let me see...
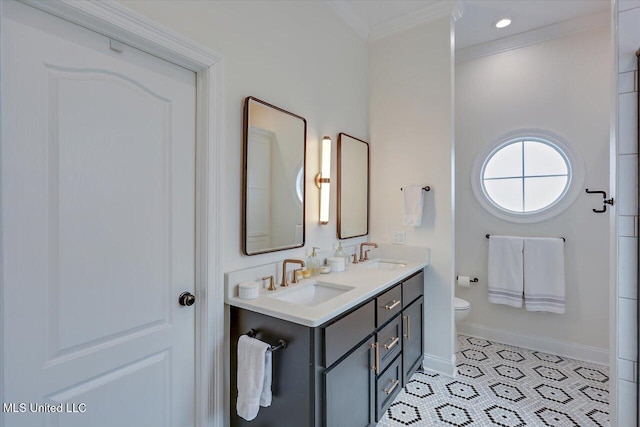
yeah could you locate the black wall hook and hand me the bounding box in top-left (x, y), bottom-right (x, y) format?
top-left (585, 189), bottom-right (614, 213)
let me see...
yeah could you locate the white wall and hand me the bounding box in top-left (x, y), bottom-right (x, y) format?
top-left (455, 27), bottom-right (611, 361)
top-left (369, 18), bottom-right (456, 375)
top-left (119, 0), bottom-right (369, 274)
top-left (615, 1), bottom-right (640, 424)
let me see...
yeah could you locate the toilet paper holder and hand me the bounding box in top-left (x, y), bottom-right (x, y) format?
top-left (457, 276), bottom-right (478, 283)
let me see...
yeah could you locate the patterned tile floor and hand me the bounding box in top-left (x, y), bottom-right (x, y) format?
top-left (377, 335), bottom-right (609, 426)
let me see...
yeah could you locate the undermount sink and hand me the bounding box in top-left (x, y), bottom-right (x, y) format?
top-left (361, 259), bottom-right (407, 270)
top-left (269, 282), bottom-right (354, 307)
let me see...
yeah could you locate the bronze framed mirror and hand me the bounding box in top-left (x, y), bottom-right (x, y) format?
top-left (242, 97), bottom-right (306, 255)
top-left (337, 133), bottom-right (369, 239)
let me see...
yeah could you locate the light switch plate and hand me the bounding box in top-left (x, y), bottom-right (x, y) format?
top-left (393, 231), bottom-right (406, 245)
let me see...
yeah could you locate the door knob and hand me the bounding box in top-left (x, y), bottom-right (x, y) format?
top-left (178, 292), bottom-right (195, 307)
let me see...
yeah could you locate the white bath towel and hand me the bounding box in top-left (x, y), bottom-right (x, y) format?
top-left (488, 236), bottom-right (524, 308)
top-left (236, 335), bottom-right (272, 421)
top-left (524, 238), bottom-right (565, 314)
top-left (403, 186), bottom-right (424, 226)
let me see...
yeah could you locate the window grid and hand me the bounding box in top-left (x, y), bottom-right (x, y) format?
top-left (484, 174), bottom-right (568, 181)
top-left (521, 139), bottom-right (525, 212)
top-left (482, 139), bottom-right (569, 213)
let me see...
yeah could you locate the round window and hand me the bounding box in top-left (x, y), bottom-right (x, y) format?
top-left (295, 165), bottom-right (304, 205)
top-left (471, 130), bottom-right (583, 223)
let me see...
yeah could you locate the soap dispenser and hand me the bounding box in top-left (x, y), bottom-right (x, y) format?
top-left (334, 242), bottom-right (347, 264)
top-left (308, 247), bottom-right (320, 276)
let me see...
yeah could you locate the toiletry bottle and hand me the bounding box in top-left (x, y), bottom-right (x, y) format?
top-left (308, 247), bottom-right (320, 276)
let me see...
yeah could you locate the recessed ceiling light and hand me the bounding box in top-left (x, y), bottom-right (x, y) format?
top-left (495, 18), bottom-right (512, 29)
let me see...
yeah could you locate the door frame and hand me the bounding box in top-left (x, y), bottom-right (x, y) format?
top-left (0, 1), bottom-right (224, 426)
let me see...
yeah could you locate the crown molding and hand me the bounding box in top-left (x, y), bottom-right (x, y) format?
top-left (456, 11), bottom-right (609, 63)
top-left (369, 1), bottom-right (465, 42)
top-left (325, 0), bottom-right (369, 40)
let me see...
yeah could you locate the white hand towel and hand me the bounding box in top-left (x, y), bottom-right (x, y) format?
top-left (488, 236), bottom-right (524, 308)
top-left (236, 335), bottom-right (271, 421)
top-left (403, 186), bottom-right (424, 226)
top-left (260, 350), bottom-right (272, 407)
top-left (524, 238), bottom-right (565, 314)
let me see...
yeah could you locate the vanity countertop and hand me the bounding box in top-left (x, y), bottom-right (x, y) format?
top-left (225, 257), bottom-right (428, 327)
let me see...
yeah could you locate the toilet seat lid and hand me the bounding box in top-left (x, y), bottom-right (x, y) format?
top-left (454, 297), bottom-right (470, 310)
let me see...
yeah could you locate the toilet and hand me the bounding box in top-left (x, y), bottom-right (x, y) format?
top-left (454, 297), bottom-right (471, 351)
top-left (455, 297), bottom-right (471, 322)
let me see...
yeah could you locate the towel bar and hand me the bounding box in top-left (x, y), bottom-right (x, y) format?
top-left (401, 186), bottom-right (430, 192)
top-left (245, 329), bottom-right (287, 352)
top-left (485, 234), bottom-right (566, 242)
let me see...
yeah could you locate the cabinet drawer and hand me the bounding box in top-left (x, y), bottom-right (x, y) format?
top-left (376, 284), bottom-right (402, 327)
top-left (376, 356), bottom-right (402, 421)
top-left (324, 300), bottom-right (375, 367)
top-left (376, 315), bottom-right (402, 373)
top-left (402, 270), bottom-right (424, 307)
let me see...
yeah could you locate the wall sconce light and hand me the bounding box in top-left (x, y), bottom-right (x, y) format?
top-left (315, 136), bottom-right (332, 225)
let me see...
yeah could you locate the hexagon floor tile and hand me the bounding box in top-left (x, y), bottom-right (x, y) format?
top-left (376, 335), bottom-right (609, 426)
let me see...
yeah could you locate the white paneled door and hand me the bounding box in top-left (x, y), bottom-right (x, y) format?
top-left (2, 2), bottom-right (196, 426)
top-left (246, 127), bottom-right (274, 253)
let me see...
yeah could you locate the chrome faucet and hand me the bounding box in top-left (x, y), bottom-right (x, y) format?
top-left (281, 259), bottom-right (305, 287)
top-left (359, 242), bottom-right (378, 262)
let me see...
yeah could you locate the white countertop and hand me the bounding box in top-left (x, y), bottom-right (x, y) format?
top-left (225, 257), bottom-right (428, 327)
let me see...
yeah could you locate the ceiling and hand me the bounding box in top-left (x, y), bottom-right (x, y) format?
top-left (329, 0), bottom-right (610, 49)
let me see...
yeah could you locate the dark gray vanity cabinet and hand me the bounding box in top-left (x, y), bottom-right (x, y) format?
top-left (402, 296), bottom-right (424, 384)
top-left (230, 308), bottom-right (314, 427)
top-left (324, 337), bottom-right (375, 427)
top-left (401, 270), bottom-right (424, 385)
top-left (229, 269), bottom-right (424, 427)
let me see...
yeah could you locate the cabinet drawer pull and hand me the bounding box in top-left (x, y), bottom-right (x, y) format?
top-left (383, 336), bottom-right (400, 350)
top-left (404, 315), bottom-right (410, 340)
top-left (371, 342), bottom-right (380, 374)
top-left (385, 300), bottom-right (400, 310)
top-left (383, 379), bottom-right (400, 395)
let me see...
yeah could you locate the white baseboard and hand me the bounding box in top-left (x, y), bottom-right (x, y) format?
top-left (422, 352), bottom-right (457, 377)
top-left (458, 322), bottom-right (609, 365)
